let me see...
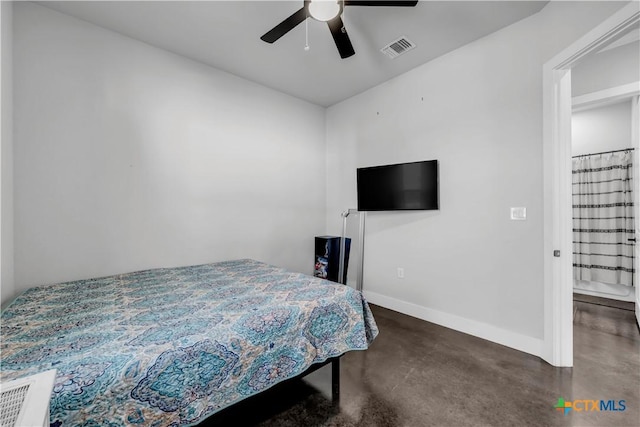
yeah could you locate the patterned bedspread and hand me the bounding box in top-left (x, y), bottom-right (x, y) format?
top-left (0, 259), bottom-right (378, 426)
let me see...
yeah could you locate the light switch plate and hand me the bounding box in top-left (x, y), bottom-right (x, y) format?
top-left (510, 207), bottom-right (526, 220)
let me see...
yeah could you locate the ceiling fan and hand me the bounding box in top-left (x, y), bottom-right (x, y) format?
top-left (260, 0), bottom-right (419, 59)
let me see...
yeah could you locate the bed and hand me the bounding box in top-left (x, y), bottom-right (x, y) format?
top-left (0, 259), bottom-right (378, 426)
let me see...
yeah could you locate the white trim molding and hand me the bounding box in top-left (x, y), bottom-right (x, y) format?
top-left (542, 3), bottom-right (640, 367)
top-left (572, 81), bottom-right (640, 112)
top-left (364, 291), bottom-right (544, 358)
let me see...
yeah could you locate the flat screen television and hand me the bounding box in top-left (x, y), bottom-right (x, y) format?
top-left (357, 160), bottom-right (439, 211)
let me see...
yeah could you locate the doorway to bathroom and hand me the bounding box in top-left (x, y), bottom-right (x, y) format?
top-left (570, 62), bottom-right (639, 344)
top-left (542, 3), bottom-right (639, 367)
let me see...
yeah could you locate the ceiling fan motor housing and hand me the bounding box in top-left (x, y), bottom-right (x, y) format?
top-left (307, 0), bottom-right (344, 22)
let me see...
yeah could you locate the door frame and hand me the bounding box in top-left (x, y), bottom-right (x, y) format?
top-left (542, 3), bottom-right (640, 367)
top-left (572, 82), bottom-right (640, 112)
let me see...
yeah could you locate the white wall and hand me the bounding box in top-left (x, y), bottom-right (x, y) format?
top-left (1, 0), bottom-right (14, 307)
top-left (572, 101), bottom-right (633, 156)
top-left (572, 41), bottom-right (640, 97)
top-left (13, 2), bottom-right (326, 293)
top-left (325, 1), bottom-right (626, 353)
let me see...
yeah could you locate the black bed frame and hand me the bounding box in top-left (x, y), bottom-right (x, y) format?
top-left (297, 355), bottom-right (341, 403)
top-left (202, 356), bottom-right (341, 424)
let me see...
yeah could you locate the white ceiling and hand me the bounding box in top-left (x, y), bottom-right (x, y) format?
top-left (37, 1), bottom-right (548, 107)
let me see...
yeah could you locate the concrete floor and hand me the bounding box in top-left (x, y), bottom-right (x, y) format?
top-left (204, 300), bottom-right (640, 426)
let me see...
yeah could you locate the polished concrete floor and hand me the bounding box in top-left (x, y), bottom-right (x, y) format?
top-left (203, 300), bottom-right (640, 426)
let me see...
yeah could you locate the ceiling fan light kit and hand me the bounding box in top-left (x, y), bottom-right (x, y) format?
top-left (308, 0), bottom-right (343, 22)
top-left (260, 0), bottom-right (419, 59)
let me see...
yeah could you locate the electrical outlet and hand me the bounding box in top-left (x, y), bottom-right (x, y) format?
top-left (397, 268), bottom-right (404, 279)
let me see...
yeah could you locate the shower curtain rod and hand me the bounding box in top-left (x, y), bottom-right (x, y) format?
top-left (572, 148), bottom-right (635, 158)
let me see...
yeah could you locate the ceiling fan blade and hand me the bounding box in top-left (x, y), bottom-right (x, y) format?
top-left (260, 7), bottom-right (307, 43)
top-left (344, 0), bottom-right (418, 7)
top-left (327, 16), bottom-right (355, 59)
top-left (344, 1), bottom-right (418, 6)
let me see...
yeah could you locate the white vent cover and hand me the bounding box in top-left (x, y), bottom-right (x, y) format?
top-left (380, 36), bottom-right (416, 59)
top-left (0, 370), bottom-right (56, 427)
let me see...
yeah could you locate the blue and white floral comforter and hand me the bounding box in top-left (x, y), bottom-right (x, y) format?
top-left (0, 259), bottom-right (378, 426)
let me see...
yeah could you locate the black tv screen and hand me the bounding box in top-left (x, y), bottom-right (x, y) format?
top-left (357, 160), bottom-right (439, 211)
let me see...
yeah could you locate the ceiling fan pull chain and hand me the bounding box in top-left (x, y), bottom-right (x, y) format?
top-left (304, 16), bottom-right (310, 51)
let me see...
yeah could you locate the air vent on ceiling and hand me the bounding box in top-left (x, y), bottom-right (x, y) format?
top-left (380, 36), bottom-right (416, 59)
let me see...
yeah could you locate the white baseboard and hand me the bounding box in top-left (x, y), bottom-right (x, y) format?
top-left (363, 290), bottom-right (543, 358)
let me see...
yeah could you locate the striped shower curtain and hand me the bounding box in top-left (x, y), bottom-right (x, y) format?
top-left (572, 151), bottom-right (635, 287)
